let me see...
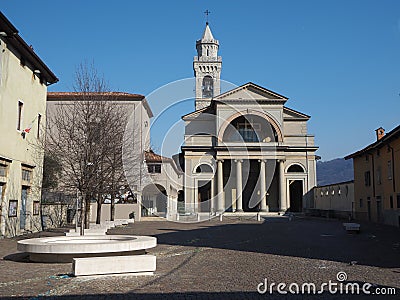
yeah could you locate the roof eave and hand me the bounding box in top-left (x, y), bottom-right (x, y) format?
top-left (0, 12), bottom-right (58, 85)
top-left (345, 124), bottom-right (400, 159)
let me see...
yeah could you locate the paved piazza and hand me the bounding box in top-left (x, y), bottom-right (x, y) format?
top-left (0, 216), bottom-right (399, 299)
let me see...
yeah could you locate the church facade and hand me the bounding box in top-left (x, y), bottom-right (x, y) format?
top-left (181, 23), bottom-right (318, 216)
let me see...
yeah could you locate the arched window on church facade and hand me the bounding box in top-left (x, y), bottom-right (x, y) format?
top-left (202, 76), bottom-right (213, 98)
top-left (287, 164), bottom-right (305, 173)
top-left (223, 114), bottom-right (278, 143)
top-left (195, 164), bottom-right (213, 173)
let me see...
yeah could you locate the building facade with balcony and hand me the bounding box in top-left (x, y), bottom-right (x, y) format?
top-left (181, 23), bottom-right (318, 216)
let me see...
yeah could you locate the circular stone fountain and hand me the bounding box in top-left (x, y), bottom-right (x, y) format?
top-left (17, 235), bottom-right (157, 263)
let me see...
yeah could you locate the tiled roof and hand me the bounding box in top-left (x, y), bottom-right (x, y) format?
top-left (47, 92), bottom-right (144, 100)
top-left (145, 150), bottom-right (172, 163)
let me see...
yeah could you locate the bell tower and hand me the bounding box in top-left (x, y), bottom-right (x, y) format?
top-left (193, 22), bottom-right (222, 110)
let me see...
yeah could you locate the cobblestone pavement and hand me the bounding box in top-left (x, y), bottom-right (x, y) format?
top-left (0, 215), bottom-right (399, 299)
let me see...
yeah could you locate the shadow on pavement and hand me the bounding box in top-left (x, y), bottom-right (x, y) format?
top-left (124, 217), bottom-right (400, 269)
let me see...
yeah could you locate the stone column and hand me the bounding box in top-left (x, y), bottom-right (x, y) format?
top-left (217, 160), bottom-right (224, 213)
top-left (235, 159), bottom-right (243, 212)
top-left (279, 159), bottom-right (287, 212)
top-left (210, 177), bottom-right (215, 214)
top-left (259, 159), bottom-right (268, 212)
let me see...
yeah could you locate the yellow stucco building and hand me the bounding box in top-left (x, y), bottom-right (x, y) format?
top-left (0, 12), bottom-right (58, 237)
top-left (346, 126), bottom-right (400, 227)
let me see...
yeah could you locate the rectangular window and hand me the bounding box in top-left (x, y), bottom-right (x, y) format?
top-left (397, 194), bottom-right (400, 209)
top-left (22, 169), bottom-right (32, 182)
top-left (8, 200), bottom-right (17, 217)
top-left (0, 164), bottom-right (6, 177)
top-left (17, 101), bottom-right (23, 131)
top-left (364, 171), bottom-right (371, 186)
top-left (37, 114), bottom-right (42, 139)
top-left (359, 198), bottom-right (363, 208)
top-left (390, 195), bottom-right (394, 209)
top-left (147, 164), bottom-right (161, 173)
top-left (377, 167), bottom-right (381, 185)
top-left (237, 122), bottom-right (261, 142)
top-left (388, 160), bottom-right (392, 180)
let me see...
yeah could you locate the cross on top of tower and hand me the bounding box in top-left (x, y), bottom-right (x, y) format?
top-left (204, 10), bottom-right (211, 24)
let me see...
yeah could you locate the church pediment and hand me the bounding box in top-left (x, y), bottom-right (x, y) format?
top-left (283, 107), bottom-right (310, 120)
top-left (214, 82), bottom-right (288, 103)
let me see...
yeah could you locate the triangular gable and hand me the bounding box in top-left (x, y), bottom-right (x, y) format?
top-left (214, 82), bottom-right (288, 102)
top-left (283, 107), bottom-right (310, 120)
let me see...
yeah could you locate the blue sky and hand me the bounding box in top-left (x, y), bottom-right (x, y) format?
top-left (2, 1), bottom-right (400, 161)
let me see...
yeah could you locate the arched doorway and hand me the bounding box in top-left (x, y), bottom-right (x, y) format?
top-left (142, 183), bottom-right (167, 217)
top-left (289, 180), bottom-right (303, 212)
top-left (287, 164), bottom-right (305, 212)
top-left (177, 190), bottom-right (184, 213)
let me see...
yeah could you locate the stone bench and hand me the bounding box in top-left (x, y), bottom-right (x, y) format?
top-left (343, 223), bottom-right (360, 233)
top-left (73, 254), bottom-right (156, 276)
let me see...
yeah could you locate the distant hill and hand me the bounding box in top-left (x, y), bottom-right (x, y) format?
top-left (316, 158), bottom-right (354, 186)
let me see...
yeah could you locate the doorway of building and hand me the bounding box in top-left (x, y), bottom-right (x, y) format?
top-left (289, 180), bottom-right (303, 212)
top-left (243, 160), bottom-right (260, 212)
top-left (177, 190), bottom-right (185, 213)
top-left (367, 200), bottom-right (371, 221)
top-left (376, 198), bottom-right (382, 223)
top-left (198, 180), bottom-right (211, 212)
top-left (20, 187), bottom-right (28, 230)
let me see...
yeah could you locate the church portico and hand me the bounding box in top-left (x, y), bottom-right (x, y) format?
top-left (184, 154), bottom-right (313, 215)
top-left (211, 157), bottom-right (286, 213)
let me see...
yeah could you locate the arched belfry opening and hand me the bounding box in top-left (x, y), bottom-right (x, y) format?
top-left (202, 76), bottom-right (213, 98)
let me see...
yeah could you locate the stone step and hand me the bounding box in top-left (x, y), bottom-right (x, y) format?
top-left (73, 255), bottom-right (156, 276)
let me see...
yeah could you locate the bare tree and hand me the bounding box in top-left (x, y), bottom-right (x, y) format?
top-left (46, 62), bottom-right (130, 234)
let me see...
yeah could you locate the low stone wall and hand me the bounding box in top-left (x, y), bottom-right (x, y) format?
top-left (305, 182), bottom-right (354, 220)
top-left (305, 208), bottom-right (352, 220)
top-left (89, 203), bottom-right (139, 223)
top-left (41, 203), bottom-right (75, 229)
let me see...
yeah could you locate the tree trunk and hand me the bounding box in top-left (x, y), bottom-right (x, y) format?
top-left (80, 192), bottom-right (86, 235)
top-left (85, 193), bottom-right (91, 229)
top-left (110, 192), bottom-right (116, 221)
top-left (96, 193), bottom-right (102, 224)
